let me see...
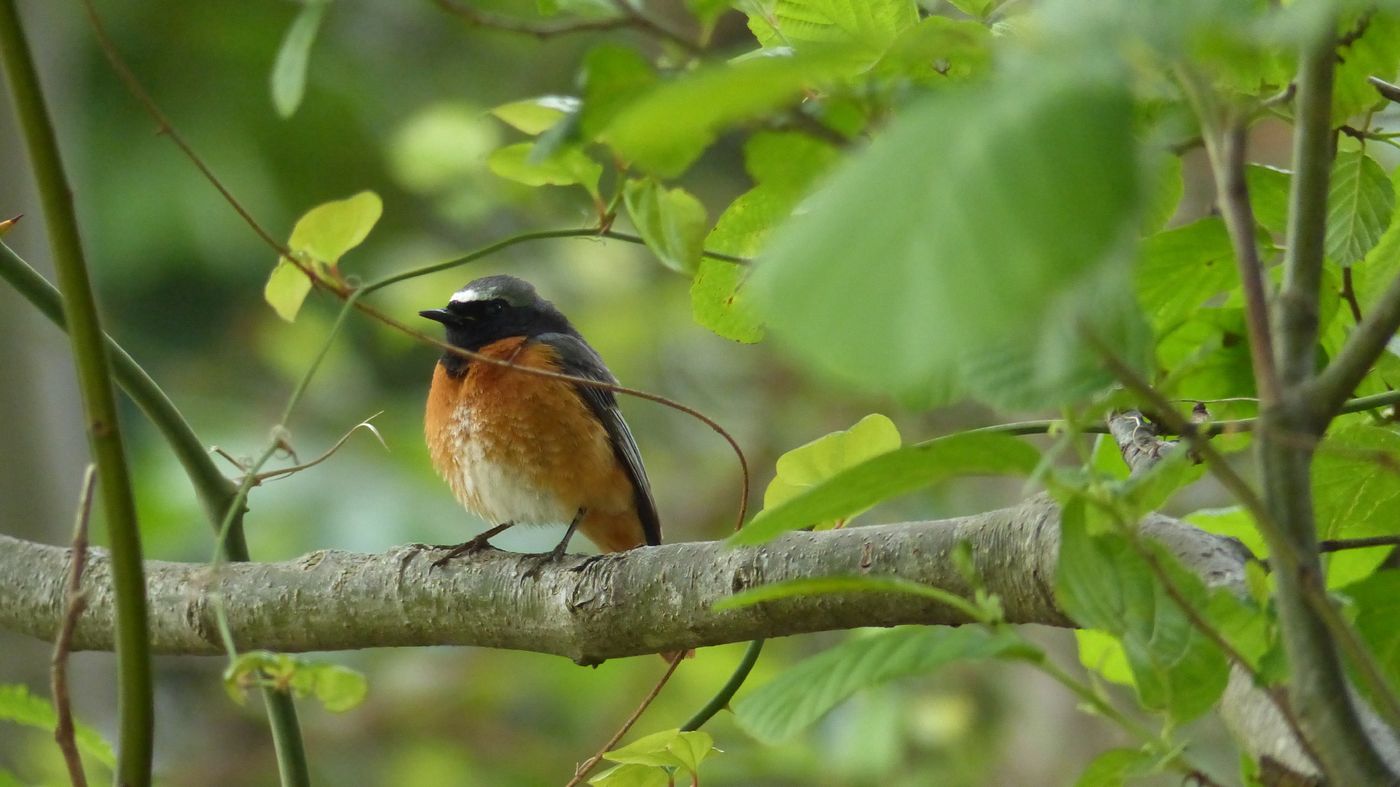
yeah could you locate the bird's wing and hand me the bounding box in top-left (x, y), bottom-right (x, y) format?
top-left (535, 332), bottom-right (662, 546)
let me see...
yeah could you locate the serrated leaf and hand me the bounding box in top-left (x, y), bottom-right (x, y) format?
top-left (1075, 747), bottom-right (1159, 787)
top-left (754, 58), bottom-right (1146, 408)
top-left (578, 45), bottom-right (658, 138)
top-left (265, 258), bottom-right (315, 322)
top-left (490, 95), bottom-right (581, 135)
top-left (270, 1), bottom-right (327, 119)
top-left (693, 132), bottom-right (838, 343)
top-left (730, 432), bottom-right (1040, 545)
top-left (1136, 217), bottom-right (1239, 335)
top-left (1057, 500), bottom-right (1228, 722)
top-left (1313, 423), bottom-right (1400, 587)
top-left (763, 413), bottom-right (900, 527)
top-left (746, 0), bottom-right (920, 72)
top-left (734, 626), bottom-right (1033, 743)
top-left (1333, 13), bottom-right (1400, 121)
top-left (1326, 150), bottom-right (1395, 265)
top-left (223, 651), bottom-right (368, 712)
top-left (623, 178), bottom-right (708, 274)
top-left (873, 16), bottom-right (991, 83)
top-left (0, 684), bottom-right (115, 768)
top-left (589, 763), bottom-right (670, 787)
top-left (288, 191), bottom-right (383, 267)
top-left (487, 142), bottom-right (602, 197)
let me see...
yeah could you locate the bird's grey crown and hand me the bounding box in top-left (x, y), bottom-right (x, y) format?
top-left (449, 274), bottom-right (540, 308)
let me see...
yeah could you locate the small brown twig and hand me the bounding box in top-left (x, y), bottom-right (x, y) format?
top-left (52, 464), bottom-right (97, 787)
top-left (1342, 266), bottom-right (1366, 325)
top-left (1318, 534), bottom-right (1400, 553)
top-left (564, 651), bottom-right (686, 787)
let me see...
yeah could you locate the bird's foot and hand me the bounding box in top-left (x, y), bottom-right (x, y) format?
top-left (428, 522), bottom-right (515, 571)
top-left (520, 540), bottom-right (571, 580)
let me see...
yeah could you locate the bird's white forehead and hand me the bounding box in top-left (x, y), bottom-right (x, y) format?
top-left (449, 287), bottom-right (491, 304)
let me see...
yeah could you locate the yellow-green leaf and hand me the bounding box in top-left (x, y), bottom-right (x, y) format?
top-left (264, 258), bottom-right (314, 322)
top-left (490, 95), bottom-right (581, 135)
top-left (288, 190), bottom-right (383, 267)
top-left (623, 178), bottom-right (708, 274)
top-left (487, 142), bottom-right (602, 198)
top-left (763, 413), bottom-right (901, 528)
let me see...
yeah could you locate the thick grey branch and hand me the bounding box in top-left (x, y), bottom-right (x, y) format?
top-left (5, 498), bottom-right (1236, 661)
top-left (6, 496), bottom-right (1395, 781)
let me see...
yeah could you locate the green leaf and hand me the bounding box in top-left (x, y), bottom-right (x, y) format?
top-left (308, 663), bottom-right (369, 712)
top-left (1056, 500), bottom-right (1229, 722)
top-left (715, 575), bottom-right (984, 621)
top-left (1075, 629), bottom-right (1136, 687)
top-left (577, 45), bottom-right (658, 138)
top-left (287, 190), bottom-right (383, 267)
top-left (622, 178), bottom-right (709, 274)
top-left (270, 1), bottom-right (327, 119)
top-left (1140, 153), bottom-right (1183, 235)
top-left (589, 763), bottom-right (670, 787)
top-left (487, 142), bottom-right (602, 197)
top-left (763, 413), bottom-right (901, 527)
top-left (693, 132), bottom-right (838, 343)
top-left (1343, 571), bottom-right (1400, 697)
top-left (733, 626), bottom-right (1034, 743)
top-left (1136, 218), bottom-right (1239, 335)
top-left (224, 652), bottom-right (368, 713)
top-left (730, 432), bottom-right (1040, 545)
top-left (490, 95), bottom-right (581, 135)
top-left (0, 684), bottom-right (115, 768)
top-left (1075, 747), bottom-right (1159, 787)
top-left (1326, 149), bottom-right (1395, 265)
top-left (264, 258), bottom-right (314, 323)
top-left (946, 0), bottom-right (996, 18)
top-left (1313, 423), bottom-right (1400, 587)
top-left (603, 729), bottom-right (716, 775)
top-left (873, 16), bottom-right (991, 83)
top-left (1245, 164), bottom-right (1290, 239)
top-left (599, 52), bottom-right (848, 177)
top-left (746, 0), bottom-right (920, 71)
top-left (1333, 13), bottom-right (1400, 121)
top-left (1186, 506), bottom-right (1266, 562)
top-left (754, 58), bottom-right (1145, 408)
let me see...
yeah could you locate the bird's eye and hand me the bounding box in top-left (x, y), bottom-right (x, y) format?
top-left (483, 300), bottom-right (505, 317)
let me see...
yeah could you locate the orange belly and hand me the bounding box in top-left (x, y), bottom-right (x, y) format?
top-left (424, 337), bottom-right (647, 552)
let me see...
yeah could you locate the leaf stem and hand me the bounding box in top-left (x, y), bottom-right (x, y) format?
top-left (681, 640), bottom-right (764, 732)
top-left (0, 4), bottom-right (154, 782)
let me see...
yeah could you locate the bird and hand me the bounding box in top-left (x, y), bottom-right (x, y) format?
top-left (419, 274), bottom-right (661, 568)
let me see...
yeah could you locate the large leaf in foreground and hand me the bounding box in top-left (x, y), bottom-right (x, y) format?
top-left (754, 57), bottom-right (1143, 407)
top-left (733, 626), bottom-right (1033, 743)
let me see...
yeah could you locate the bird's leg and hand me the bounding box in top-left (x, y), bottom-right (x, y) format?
top-left (429, 521), bottom-right (516, 570)
top-left (522, 508), bottom-right (586, 579)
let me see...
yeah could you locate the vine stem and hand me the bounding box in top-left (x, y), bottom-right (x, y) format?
top-left (564, 652), bottom-right (686, 787)
top-left (0, 3), bottom-right (154, 783)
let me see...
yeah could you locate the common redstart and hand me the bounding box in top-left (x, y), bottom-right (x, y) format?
top-left (420, 275), bottom-right (661, 565)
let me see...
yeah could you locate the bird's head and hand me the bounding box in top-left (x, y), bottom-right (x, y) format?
top-left (419, 275), bottom-right (573, 364)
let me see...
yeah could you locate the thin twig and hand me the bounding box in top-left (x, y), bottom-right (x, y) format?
top-left (564, 652), bottom-right (686, 787)
top-left (1341, 266), bottom-right (1365, 325)
top-left (1318, 534), bottom-right (1400, 553)
top-left (52, 465), bottom-right (97, 787)
top-left (1370, 75), bottom-right (1400, 104)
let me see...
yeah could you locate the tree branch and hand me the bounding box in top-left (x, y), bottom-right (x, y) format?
top-left (1308, 267), bottom-right (1400, 420)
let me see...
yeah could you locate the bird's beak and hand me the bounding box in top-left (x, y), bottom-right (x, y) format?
top-left (418, 308), bottom-right (453, 324)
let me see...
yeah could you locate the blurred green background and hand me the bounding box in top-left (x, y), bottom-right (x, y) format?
top-left (0, 1), bottom-right (1235, 784)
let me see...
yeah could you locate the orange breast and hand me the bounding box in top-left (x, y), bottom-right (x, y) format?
top-left (424, 337), bottom-right (648, 552)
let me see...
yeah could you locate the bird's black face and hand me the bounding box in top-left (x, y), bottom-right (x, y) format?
top-left (420, 275), bottom-right (573, 376)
